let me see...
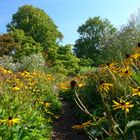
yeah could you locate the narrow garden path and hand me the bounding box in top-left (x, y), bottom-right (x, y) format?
top-left (52, 97), bottom-right (89, 140)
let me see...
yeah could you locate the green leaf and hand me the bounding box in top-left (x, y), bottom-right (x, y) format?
top-left (132, 73), bottom-right (140, 84)
top-left (126, 120), bottom-right (140, 131)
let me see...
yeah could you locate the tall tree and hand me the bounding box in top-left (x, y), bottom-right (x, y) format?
top-left (74, 16), bottom-right (116, 66)
top-left (7, 5), bottom-right (63, 50)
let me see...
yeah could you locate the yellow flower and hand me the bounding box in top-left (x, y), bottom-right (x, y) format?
top-left (46, 74), bottom-right (54, 81)
top-left (31, 71), bottom-right (38, 76)
top-left (47, 118), bottom-right (53, 123)
top-left (118, 67), bottom-right (132, 77)
top-left (40, 101), bottom-right (51, 108)
top-left (106, 62), bottom-right (118, 73)
top-left (4, 69), bottom-right (12, 74)
top-left (12, 86), bottom-right (20, 91)
top-left (28, 81), bottom-right (35, 87)
top-left (126, 53), bottom-right (140, 60)
top-left (72, 120), bottom-right (92, 130)
top-left (124, 53), bottom-right (140, 66)
top-left (58, 82), bottom-right (70, 90)
top-left (45, 109), bottom-right (53, 115)
top-left (97, 81), bottom-right (113, 93)
top-left (21, 71), bottom-right (29, 76)
top-left (99, 62), bottom-right (118, 74)
top-left (113, 99), bottom-right (134, 113)
top-left (54, 115), bottom-right (60, 119)
top-left (0, 116), bottom-right (20, 127)
top-left (131, 87), bottom-right (140, 96)
top-left (77, 83), bottom-right (86, 88)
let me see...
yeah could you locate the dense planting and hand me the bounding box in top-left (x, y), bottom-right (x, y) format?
top-left (0, 67), bottom-right (61, 139)
top-left (60, 46), bottom-right (140, 139)
top-left (1, 4), bottom-right (140, 140)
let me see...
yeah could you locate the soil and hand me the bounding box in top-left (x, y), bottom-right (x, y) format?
top-left (51, 97), bottom-right (89, 140)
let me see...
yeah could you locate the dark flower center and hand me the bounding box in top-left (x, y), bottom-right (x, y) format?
top-left (70, 80), bottom-right (77, 87)
top-left (125, 70), bottom-right (129, 74)
top-left (100, 81), bottom-right (105, 84)
top-left (121, 102), bottom-right (125, 106)
top-left (8, 116), bottom-right (13, 120)
top-left (107, 63), bottom-right (110, 66)
top-left (138, 42), bottom-right (140, 47)
top-left (125, 54), bottom-right (130, 58)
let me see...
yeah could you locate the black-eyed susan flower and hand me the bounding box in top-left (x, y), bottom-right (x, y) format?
top-left (0, 116), bottom-right (20, 127)
top-left (124, 53), bottom-right (140, 65)
top-left (106, 62), bottom-right (118, 72)
top-left (72, 120), bottom-right (92, 130)
top-left (113, 99), bottom-right (134, 113)
top-left (131, 87), bottom-right (140, 96)
top-left (5, 69), bottom-right (12, 74)
top-left (118, 66), bottom-right (132, 77)
top-left (97, 81), bottom-right (113, 93)
top-left (28, 81), bottom-right (35, 87)
top-left (40, 101), bottom-right (51, 108)
top-left (12, 85), bottom-right (20, 91)
top-left (99, 62), bottom-right (117, 74)
top-left (126, 53), bottom-right (140, 60)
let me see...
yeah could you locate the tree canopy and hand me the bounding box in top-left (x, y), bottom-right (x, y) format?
top-left (74, 16), bottom-right (116, 66)
top-left (7, 5), bottom-right (63, 50)
top-left (99, 13), bottom-right (140, 64)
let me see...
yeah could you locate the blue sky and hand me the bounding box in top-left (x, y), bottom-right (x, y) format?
top-left (0, 0), bottom-right (140, 45)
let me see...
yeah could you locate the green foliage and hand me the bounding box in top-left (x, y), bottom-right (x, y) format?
top-left (0, 67), bottom-right (61, 139)
top-left (74, 16), bottom-right (116, 66)
top-left (78, 66), bottom-right (96, 74)
top-left (11, 29), bottom-right (43, 58)
top-left (49, 44), bottom-right (80, 75)
top-left (7, 5), bottom-right (63, 50)
top-left (79, 57), bottom-right (93, 67)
